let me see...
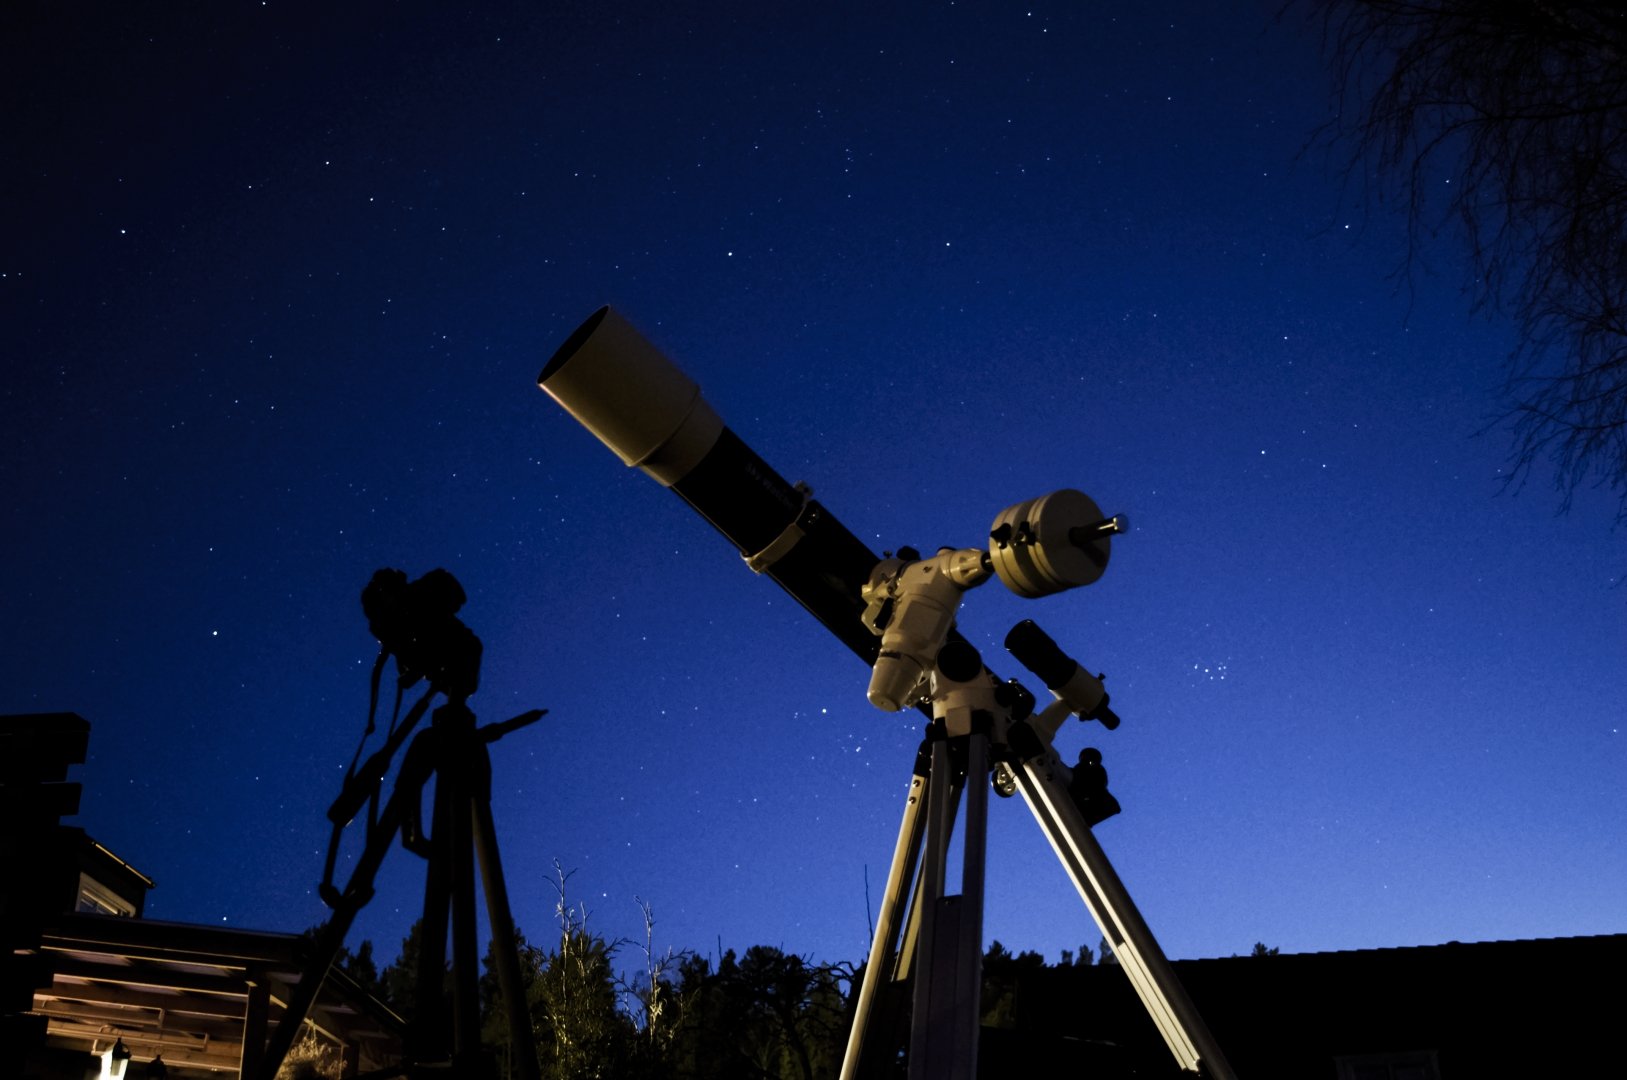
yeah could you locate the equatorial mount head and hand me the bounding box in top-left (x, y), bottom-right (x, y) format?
top-left (860, 489), bottom-right (1125, 715)
top-left (861, 547), bottom-right (991, 711)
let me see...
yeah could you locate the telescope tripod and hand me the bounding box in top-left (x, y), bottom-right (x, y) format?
top-left (256, 699), bottom-right (544, 1080)
top-left (841, 709), bottom-right (1234, 1080)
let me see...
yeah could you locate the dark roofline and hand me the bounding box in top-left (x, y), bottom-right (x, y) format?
top-left (85, 836), bottom-right (155, 888)
top-left (43, 911), bottom-right (319, 967)
top-left (1174, 931), bottom-right (1627, 966)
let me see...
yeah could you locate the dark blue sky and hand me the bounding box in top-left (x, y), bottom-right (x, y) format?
top-left (5, 1), bottom-right (1622, 974)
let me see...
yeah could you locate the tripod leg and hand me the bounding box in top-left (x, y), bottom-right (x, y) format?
top-left (472, 790), bottom-right (543, 1080)
top-left (255, 784), bottom-right (412, 1080)
top-left (897, 751), bottom-right (967, 985)
top-left (252, 895), bottom-right (357, 1080)
top-left (449, 779), bottom-right (482, 1071)
top-left (908, 733), bottom-right (986, 1080)
top-left (840, 743), bottom-right (932, 1080)
top-left (1015, 754), bottom-right (1235, 1080)
top-left (951, 732), bottom-right (988, 1067)
top-left (411, 772), bottom-right (456, 1067)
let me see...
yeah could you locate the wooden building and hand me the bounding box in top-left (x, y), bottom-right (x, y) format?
top-left (3, 713), bottom-right (400, 1079)
top-left (25, 910), bottom-right (403, 1079)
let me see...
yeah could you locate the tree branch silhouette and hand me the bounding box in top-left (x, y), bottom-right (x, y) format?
top-left (1312, 0), bottom-right (1627, 520)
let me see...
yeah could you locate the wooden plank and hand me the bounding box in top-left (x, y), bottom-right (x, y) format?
top-left (33, 996), bottom-right (245, 1041)
top-left (241, 977), bottom-right (270, 1079)
top-left (48, 955), bottom-right (247, 996)
top-left (39, 980), bottom-right (250, 1018)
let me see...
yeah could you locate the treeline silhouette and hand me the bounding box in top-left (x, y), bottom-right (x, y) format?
top-left (327, 931), bottom-right (1109, 1080)
top-left (310, 871), bottom-right (1117, 1080)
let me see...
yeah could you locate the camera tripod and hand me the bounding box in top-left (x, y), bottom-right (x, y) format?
top-left (255, 569), bottom-right (544, 1080)
top-left (257, 696), bottom-right (544, 1080)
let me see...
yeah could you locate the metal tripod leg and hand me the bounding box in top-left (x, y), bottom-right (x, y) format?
top-left (1014, 752), bottom-right (1236, 1080)
top-left (449, 768), bottom-right (483, 1072)
top-left (909, 731), bottom-right (988, 1080)
top-left (411, 765), bottom-right (456, 1066)
top-left (841, 744), bottom-right (930, 1080)
top-left (841, 729), bottom-right (991, 1080)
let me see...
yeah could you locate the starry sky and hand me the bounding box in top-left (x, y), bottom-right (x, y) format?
top-left (4, 1), bottom-right (1623, 976)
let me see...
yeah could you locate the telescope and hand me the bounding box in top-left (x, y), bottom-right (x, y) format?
top-left (539, 307), bottom-right (1233, 1080)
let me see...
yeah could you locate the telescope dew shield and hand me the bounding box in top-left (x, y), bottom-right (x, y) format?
top-left (540, 306), bottom-right (885, 665)
top-left (539, 307), bottom-right (724, 486)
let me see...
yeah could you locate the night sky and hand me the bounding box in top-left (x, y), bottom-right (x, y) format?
top-left (5, 1), bottom-right (1623, 979)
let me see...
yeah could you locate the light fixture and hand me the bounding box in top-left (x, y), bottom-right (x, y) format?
top-left (99, 1037), bottom-right (133, 1080)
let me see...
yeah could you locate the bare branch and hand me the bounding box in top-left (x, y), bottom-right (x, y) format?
top-left (1307, 0), bottom-right (1627, 522)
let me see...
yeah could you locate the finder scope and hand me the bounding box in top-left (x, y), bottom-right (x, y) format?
top-left (1006, 619), bottom-right (1119, 729)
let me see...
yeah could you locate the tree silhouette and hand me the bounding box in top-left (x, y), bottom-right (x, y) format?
top-left (478, 927), bottom-right (548, 1080)
top-left (621, 896), bottom-right (690, 1071)
top-left (372, 919), bottom-right (433, 1014)
top-left (980, 941), bottom-right (1049, 1030)
top-left (1056, 942), bottom-right (1096, 969)
top-left (1314, 0), bottom-right (1627, 519)
top-left (334, 938), bottom-right (384, 1000)
top-left (668, 947), bottom-right (848, 1080)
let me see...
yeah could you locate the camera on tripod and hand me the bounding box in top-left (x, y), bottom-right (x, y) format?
top-left (360, 567), bottom-right (482, 701)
